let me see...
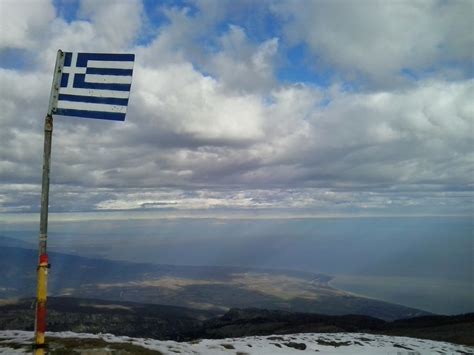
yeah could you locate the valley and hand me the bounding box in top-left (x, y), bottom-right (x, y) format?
top-left (0, 239), bottom-right (428, 321)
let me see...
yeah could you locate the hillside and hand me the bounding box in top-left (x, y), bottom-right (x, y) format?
top-left (0, 297), bottom-right (472, 345)
top-left (0, 243), bottom-right (429, 321)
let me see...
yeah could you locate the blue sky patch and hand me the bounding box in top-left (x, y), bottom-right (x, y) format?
top-left (53, 0), bottom-right (80, 23)
top-left (277, 44), bottom-right (334, 87)
top-left (0, 48), bottom-right (33, 71)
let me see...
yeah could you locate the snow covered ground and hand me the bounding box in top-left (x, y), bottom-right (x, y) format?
top-left (0, 330), bottom-right (472, 354)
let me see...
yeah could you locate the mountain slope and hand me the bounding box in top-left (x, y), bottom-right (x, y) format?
top-left (0, 298), bottom-right (472, 345)
top-left (0, 245), bottom-right (429, 321)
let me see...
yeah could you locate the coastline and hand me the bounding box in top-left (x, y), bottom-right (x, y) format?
top-left (329, 274), bottom-right (473, 316)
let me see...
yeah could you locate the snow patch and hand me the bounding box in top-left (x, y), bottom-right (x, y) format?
top-left (0, 330), bottom-right (472, 354)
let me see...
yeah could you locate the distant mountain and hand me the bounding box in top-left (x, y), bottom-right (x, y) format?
top-left (0, 235), bottom-right (35, 249)
top-left (0, 245), bottom-right (429, 321)
top-left (200, 308), bottom-right (474, 346)
top-left (0, 298), bottom-right (472, 346)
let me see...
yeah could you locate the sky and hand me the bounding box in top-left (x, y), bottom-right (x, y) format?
top-left (0, 0), bottom-right (473, 218)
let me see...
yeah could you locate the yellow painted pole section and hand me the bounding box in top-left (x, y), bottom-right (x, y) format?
top-left (34, 254), bottom-right (49, 354)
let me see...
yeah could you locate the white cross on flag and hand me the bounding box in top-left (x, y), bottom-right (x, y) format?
top-left (51, 52), bottom-right (135, 121)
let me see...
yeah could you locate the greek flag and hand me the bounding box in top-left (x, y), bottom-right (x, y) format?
top-left (54, 52), bottom-right (135, 121)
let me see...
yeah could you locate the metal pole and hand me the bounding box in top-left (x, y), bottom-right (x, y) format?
top-left (34, 115), bottom-right (53, 354)
top-left (34, 50), bottom-right (63, 354)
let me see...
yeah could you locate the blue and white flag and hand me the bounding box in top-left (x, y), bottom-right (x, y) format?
top-left (53, 52), bottom-right (135, 121)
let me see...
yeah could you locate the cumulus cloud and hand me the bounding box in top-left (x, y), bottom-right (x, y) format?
top-left (0, 0), bottom-right (472, 216)
top-left (0, 0), bottom-right (55, 49)
top-left (130, 62), bottom-right (265, 143)
top-left (79, 0), bottom-right (144, 49)
top-left (272, 0), bottom-right (474, 88)
top-left (206, 25), bottom-right (279, 93)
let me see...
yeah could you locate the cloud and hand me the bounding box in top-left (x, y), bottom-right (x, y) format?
top-left (79, 0), bottom-right (144, 49)
top-left (206, 25), bottom-right (279, 93)
top-left (0, 0), bottom-right (472, 216)
top-left (272, 0), bottom-right (473, 88)
top-left (304, 81), bottom-right (473, 185)
top-left (0, 0), bottom-right (55, 49)
top-left (130, 61), bottom-right (265, 143)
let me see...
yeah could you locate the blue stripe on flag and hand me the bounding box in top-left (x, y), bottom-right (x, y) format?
top-left (76, 53), bottom-right (135, 67)
top-left (64, 52), bottom-right (72, 67)
top-left (58, 94), bottom-right (129, 106)
top-left (55, 108), bottom-right (126, 121)
top-left (73, 74), bottom-right (131, 91)
top-left (85, 67), bottom-right (133, 76)
top-left (60, 73), bottom-right (69, 88)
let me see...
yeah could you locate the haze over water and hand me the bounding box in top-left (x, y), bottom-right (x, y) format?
top-left (1, 214), bottom-right (471, 315)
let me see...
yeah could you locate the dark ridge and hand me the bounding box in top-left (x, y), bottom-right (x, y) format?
top-left (0, 297), bottom-right (472, 345)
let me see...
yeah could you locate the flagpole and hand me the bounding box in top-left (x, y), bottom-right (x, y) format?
top-left (34, 50), bottom-right (64, 354)
top-left (32, 49), bottom-right (133, 352)
top-left (34, 114), bottom-right (52, 354)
